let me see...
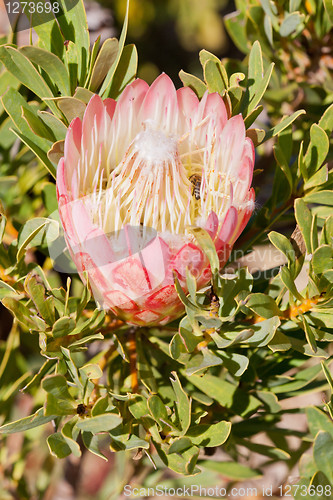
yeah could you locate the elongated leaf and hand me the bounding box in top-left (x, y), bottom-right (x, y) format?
top-left (57, 0), bottom-right (90, 84)
top-left (304, 124), bottom-right (329, 177)
top-left (89, 38), bottom-right (119, 92)
top-left (107, 44), bottom-right (138, 99)
top-left (186, 421), bottom-right (231, 447)
top-left (199, 460), bottom-right (261, 479)
top-left (264, 110), bottom-right (306, 141)
top-left (170, 372), bottom-right (191, 436)
top-left (99, 0), bottom-right (129, 96)
top-left (294, 198), bottom-right (312, 254)
top-left (0, 46), bottom-right (58, 115)
top-left (19, 46), bottom-right (70, 95)
top-left (179, 70), bottom-right (207, 99)
top-left (0, 408), bottom-right (56, 435)
top-left (246, 293), bottom-right (282, 319)
top-left (280, 12), bottom-right (305, 37)
top-left (76, 414), bottom-right (122, 433)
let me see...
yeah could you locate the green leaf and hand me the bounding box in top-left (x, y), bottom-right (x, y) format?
top-left (304, 124), bottom-right (329, 177)
top-left (188, 227), bottom-right (219, 276)
top-left (168, 437), bottom-right (193, 454)
top-left (82, 431), bottom-right (107, 461)
top-left (21, 104), bottom-right (56, 142)
top-left (224, 11), bottom-right (248, 53)
top-left (2, 297), bottom-right (39, 330)
top-left (30, 10), bottom-right (64, 59)
top-left (238, 439), bottom-right (290, 460)
top-left (24, 274), bottom-right (55, 327)
top-left (47, 432), bottom-right (72, 459)
top-left (188, 373), bottom-right (261, 417)
top-left (246, 128), bottom-right (266, 147)
top-left (76, 414), bottom-right (122, 433)
top-left (199, 49), bottom-right (228, 89)
top-left (107, 44), bottom-right (138, 99)
top-left (256, 391), bottom-right (281, 413)
top-left (52, 96), bottom-right (86, 123)
top-left (186, 421), bottom-right (231, 447)
top-left (304, 191), bottom-right (333, 206)
top-left (57, 0), bottom-right (90, 84)
top-left (203, 60), bottom-right (225, 94)
top-left (312, 246), bottom-right (333, 275)
top-left (280, 12), bottom-right (305, 37)
top-left (17, 218), bottom-right (58, 261)
top-left (0, 46), bottom-right (58, 115)
top-left (199, 460), bottom-right (261, 480)
top-left (155, 441), bottom-right (200, 475)
top-left (323, 0), bottom-right (333, 24)
top-left (42, 374), bottom-right (76, 416)
top-left (89, 38), bottom-right (119, 92)
top-left (273, 143), bottom-right (293, 192)
top-left (246, 293), bottom-right (282, 319)
top-left (248, 61), bottom-right (274, 113)
top-left (244, 317), bottom-right (281, 347)
top-left (306, 407), bottom-right (333, 439)
top-left (280, 266), bottom-right (304, 301)
top-left (313, 431), bottom-right (333, 482)
top-left (295, 198), bottom-right (312, 254)
top-left (52, 316), bottom-right (76, 338)
top-left (1, 89), bottom-right (55, 177)
top-left (304, 165), bottom-right (328, 190)
top-left (319, 103), bottom-right (333, 136)
top-left (321, 361), bottom-right (333, 392)
top-left (136, 334), bottom-right (157, 393)
top-left (264, 14), bottom-right (273, 46)
top-left (147, 395), bottom-right (170, 429)
top-left (38, 112), bottom-right (67, 142)
top-left (264, 110), bottom-right (306, 141)
top-left (268, 231), bottom-right (295, 264)
top-left (218, 351), bottom-right (249, 377)
top-left (11, 128), bottom-right (56, 178)
top-left (99, 0), bottom-right (129, 96)
top-left (0, 408), bottom-right (56, 435)
top-left (301, 316), bottom-right (317, 354)
top-left (179, 70), bottom-right (207, 99)
top-left (270, 363), bottom-right (324, 394)
top-left (170, 372), bottom-right (191, 436)
top-left (19, 46), bottom-right (70, 95)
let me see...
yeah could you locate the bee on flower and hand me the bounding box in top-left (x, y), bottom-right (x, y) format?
top-left (56, 74), bottom-right (255, 326)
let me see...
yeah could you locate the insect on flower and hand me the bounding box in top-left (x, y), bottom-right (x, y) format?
top-left (56, 74), bottom-right (255, 326)
top-left (189, 174), bottom-right (202, 200)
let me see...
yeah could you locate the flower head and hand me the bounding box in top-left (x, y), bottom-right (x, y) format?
top-left (57, 74), bottom-right (255, 326)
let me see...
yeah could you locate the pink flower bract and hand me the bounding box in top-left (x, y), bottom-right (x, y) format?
top-left (56, 74), bottom-right (255, 326)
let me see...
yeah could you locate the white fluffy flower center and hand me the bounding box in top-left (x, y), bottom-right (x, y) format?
top-left (133, 126), bottom-right (177, 164)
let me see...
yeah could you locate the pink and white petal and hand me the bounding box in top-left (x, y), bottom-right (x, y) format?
top-left (146, 284), bottom-right (180, 312)
top-left (204, 211), bottom-right (219, 240)
top-left (81, 95), bottom-right (105, 154)
top-left (112, 256), bottom-right (152, 297)
top-left (200, 92), bottom-right (228, 133)
top-left (56, 158), bottom-right (70, 202)
top-left (217, 114), bottom-right (246, 176)
top-left (232, 188), bottom-right (255, 243)
top-left (133, 310), bottom-right (161, 324)
top-left (103, 97), bottom-right (117, 121)
top-left (139, 236), bottom-right (171, 290)
top-left (64, 117), bottom-right (82, 174)
top-left (105, 290), bottom-right (139, 311)
top-left (140, 73), bottom-right (178, 134)
top-left (215, 206), bottom-right (238, 250)
top-left (176, 86), bottom-right (199, 125)
top-left (170, 243), bottom-right (204, 279)
top-left (107, 79), bottom-right (149, 164)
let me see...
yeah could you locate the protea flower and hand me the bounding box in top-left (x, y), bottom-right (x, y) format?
top-left (56, 74), bottom-right (255, 326)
